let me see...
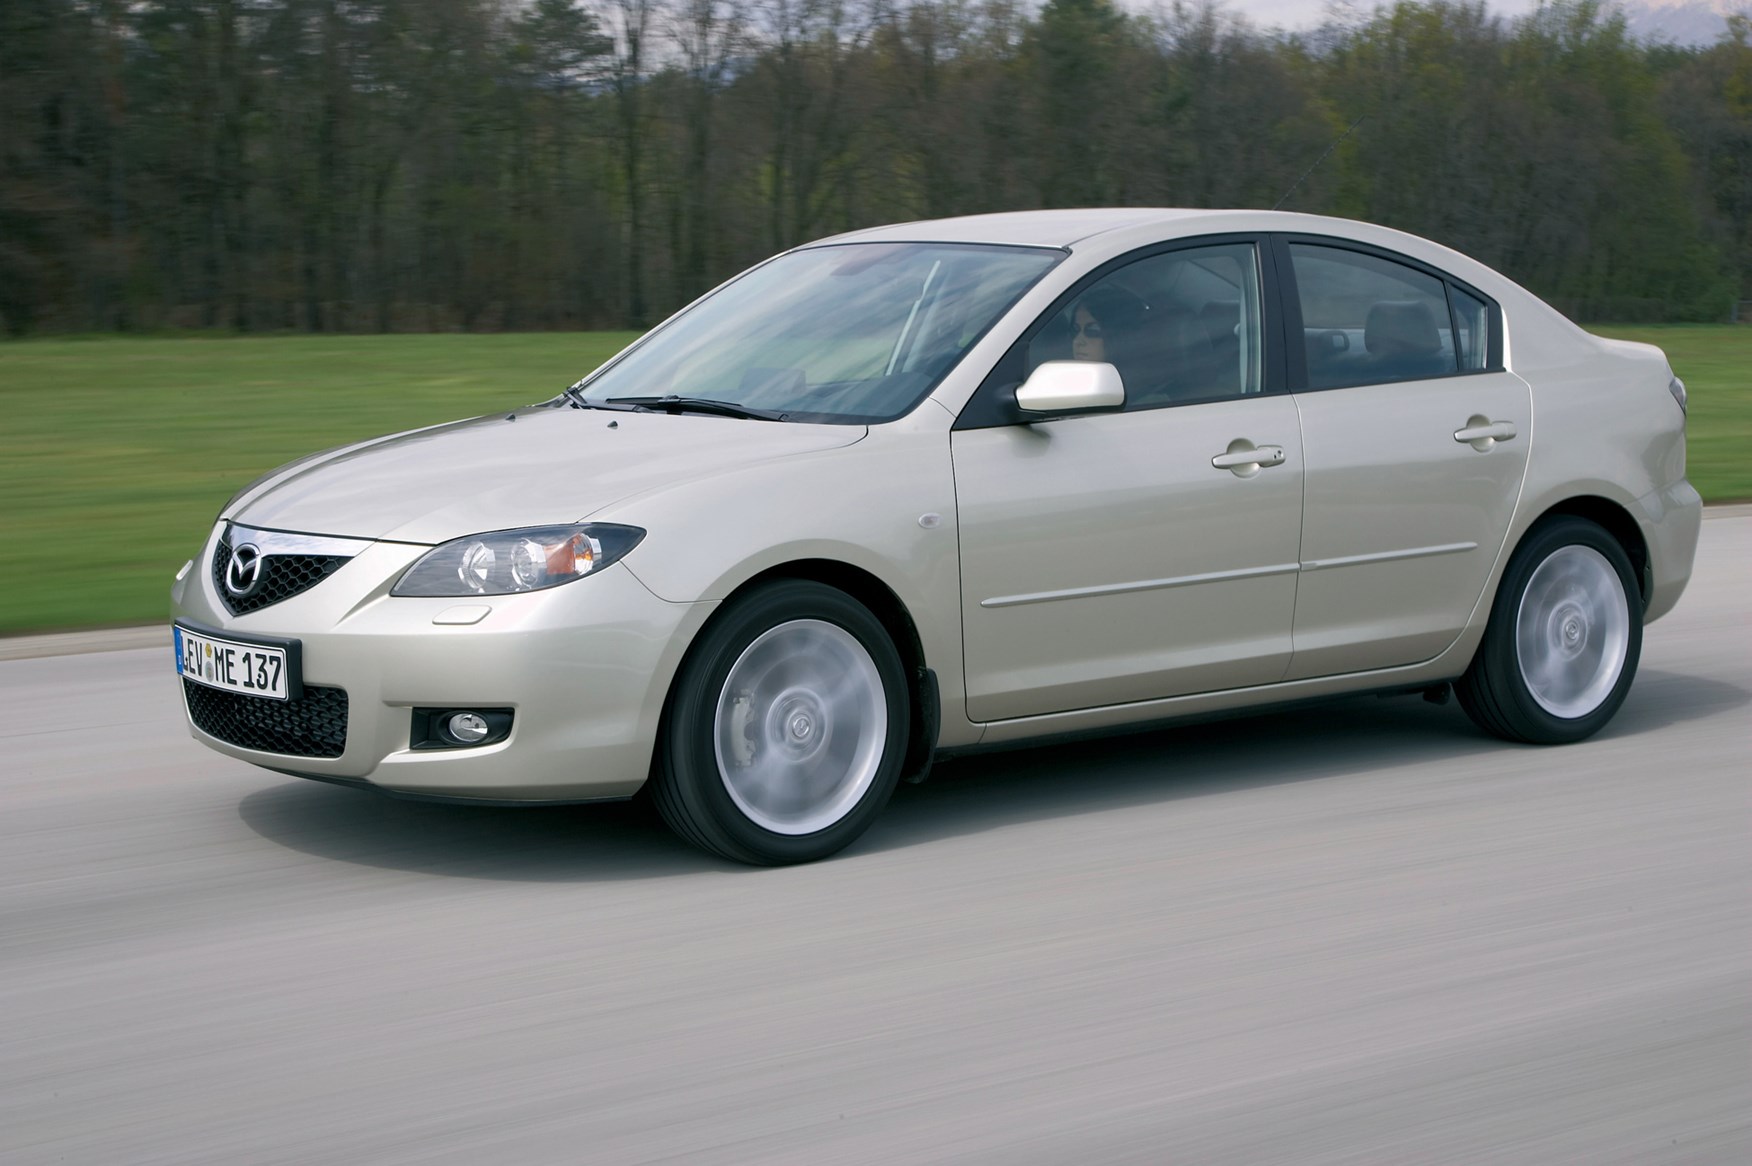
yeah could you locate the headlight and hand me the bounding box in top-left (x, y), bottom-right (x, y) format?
top-left (392, 524), bottom-right (646, 597)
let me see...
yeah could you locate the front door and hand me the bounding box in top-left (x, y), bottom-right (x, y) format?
top-left (952, 240), bottom-right (1306, 723)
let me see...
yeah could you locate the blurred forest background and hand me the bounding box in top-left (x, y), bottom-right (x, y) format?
top-left (3, 0), bottom-right (1748, 336)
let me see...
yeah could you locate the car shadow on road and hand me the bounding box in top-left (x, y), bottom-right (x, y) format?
top-left (236, 668), bottom-right (1746, 881)
top-left (1596, 667), bottom-right (1749, 738)
top-left (866, 668), bottom-right (1747, 855)
top-left (237, 783), bottom-right (711, 881)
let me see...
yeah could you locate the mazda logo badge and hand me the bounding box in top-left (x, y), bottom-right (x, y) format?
top-left (225, 544), bottom-right (264, 596)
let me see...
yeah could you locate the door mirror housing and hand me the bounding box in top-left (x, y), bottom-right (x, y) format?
top-left (1013, 361), bottom-right (1126, 418)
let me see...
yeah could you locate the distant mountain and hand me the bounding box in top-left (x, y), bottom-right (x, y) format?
top-left (1218, 1), bottom-right (1745, 44)
top-left (1617, 0), bottom-right (1747, 44)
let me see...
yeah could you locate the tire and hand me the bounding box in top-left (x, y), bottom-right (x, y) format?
top-left (1457, 517), bottom-right (1643, 744)
top-left (652, 580), bottom-right (909, 865)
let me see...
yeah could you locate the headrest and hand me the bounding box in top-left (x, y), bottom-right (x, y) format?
top-left (1199, 300), bottom-right (1240, 340)
top-left (1364, 300), bottom-right (1439, 355)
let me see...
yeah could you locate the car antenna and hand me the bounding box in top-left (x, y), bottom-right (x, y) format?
top-left (1272, 115), bottom-right (1364, 212)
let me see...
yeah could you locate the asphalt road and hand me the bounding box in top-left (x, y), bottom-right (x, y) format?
top-left (3, 518), bottom-right (1748, 1165)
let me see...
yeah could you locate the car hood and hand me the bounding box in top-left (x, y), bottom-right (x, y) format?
top-left (229, 407), bottom-right (867, 544)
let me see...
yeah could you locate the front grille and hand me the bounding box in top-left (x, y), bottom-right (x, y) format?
top-left (212, 534), bottom-right (348, 615)
top-left (184, 679), bottom-right (349, 758)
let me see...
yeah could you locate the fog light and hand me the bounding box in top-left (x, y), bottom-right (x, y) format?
top-left (411, 707), bottom-right (513, 750)
top-left (446, 712), bottom-right (491, 743)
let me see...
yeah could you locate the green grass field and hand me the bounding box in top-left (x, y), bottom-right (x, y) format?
top-left (0, 333), bottom-right (637, 634)
top-left (1, 325), bottom-right (1745, 635)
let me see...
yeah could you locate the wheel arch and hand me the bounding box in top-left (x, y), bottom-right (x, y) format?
top-left (1523, 495), bottom-right (1651, 605)
top-left (663, 558), bottom-right (939, 781)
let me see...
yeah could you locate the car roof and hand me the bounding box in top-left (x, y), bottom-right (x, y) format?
top-left (806, 208), bottom-right (1601, 372)
top-left (811, 208), bottom-right (1390, 251)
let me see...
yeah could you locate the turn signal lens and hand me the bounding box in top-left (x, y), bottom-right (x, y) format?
top-left (1668, 375), bottom-right (1687, 414)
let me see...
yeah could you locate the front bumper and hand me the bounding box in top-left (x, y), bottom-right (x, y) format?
top-left (172, 524), bottom-right (712, 801)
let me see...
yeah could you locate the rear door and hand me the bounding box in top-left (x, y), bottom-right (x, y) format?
top-left (1275, 237), bottom-right (1529, 680)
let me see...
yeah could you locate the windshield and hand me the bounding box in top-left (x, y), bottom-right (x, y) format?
top-left (574, 243), bottom-right (1063, 423)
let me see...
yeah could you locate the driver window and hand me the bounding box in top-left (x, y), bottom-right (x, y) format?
top-left (1028, 242), bottom-right (1263, 409)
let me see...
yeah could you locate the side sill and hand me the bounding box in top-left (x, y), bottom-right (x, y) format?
top-left (935, 679), bottom-right (1465, 761)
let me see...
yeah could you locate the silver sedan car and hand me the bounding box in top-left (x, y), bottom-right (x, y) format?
top-left (171, 209), bottom-right (1702, 864)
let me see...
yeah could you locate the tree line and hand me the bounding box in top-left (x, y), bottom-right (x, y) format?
top-left (2, 0), bottom-right (1747, 335)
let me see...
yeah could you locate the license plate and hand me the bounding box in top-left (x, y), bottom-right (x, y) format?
top-left (175, 625), bottom-right (293, 701)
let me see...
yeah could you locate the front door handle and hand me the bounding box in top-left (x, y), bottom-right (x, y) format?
top-left (1212, 443), bottom-right (1286, 475)
top-left (1454, 417), bottom-right (1517, 451)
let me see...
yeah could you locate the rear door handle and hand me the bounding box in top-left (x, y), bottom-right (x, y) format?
top-left (1454, 419), bottom-right (1517, 450)
top-left (1211, 444), bottom-right (1286, 472)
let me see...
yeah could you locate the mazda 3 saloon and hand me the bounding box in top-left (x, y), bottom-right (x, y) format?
top-left (171, 209), bottom-right (1702, 864)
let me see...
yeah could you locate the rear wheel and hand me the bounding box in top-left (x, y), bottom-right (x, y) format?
top-left (1457, 517), bottom-right (1642, 744)
top-left (653, 580), bottom-right (908, 865)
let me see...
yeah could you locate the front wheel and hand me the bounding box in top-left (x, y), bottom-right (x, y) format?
top-left (1457, 517), bottom-right (1642, 744)
top-left (652, 580), bottom-right (909, 865)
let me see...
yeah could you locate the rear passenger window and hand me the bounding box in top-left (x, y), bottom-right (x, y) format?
top-left (1289, 244), bottom-right (1458, 389)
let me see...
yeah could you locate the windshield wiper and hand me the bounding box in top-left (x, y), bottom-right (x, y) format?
top-left (559, 384), bottom-right (650, 412)
top-left (605, 395), bottom-right (789, 422)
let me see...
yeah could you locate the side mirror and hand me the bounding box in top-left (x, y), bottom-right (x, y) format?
top-left (1013, 361), bottom-right (1126, 417)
